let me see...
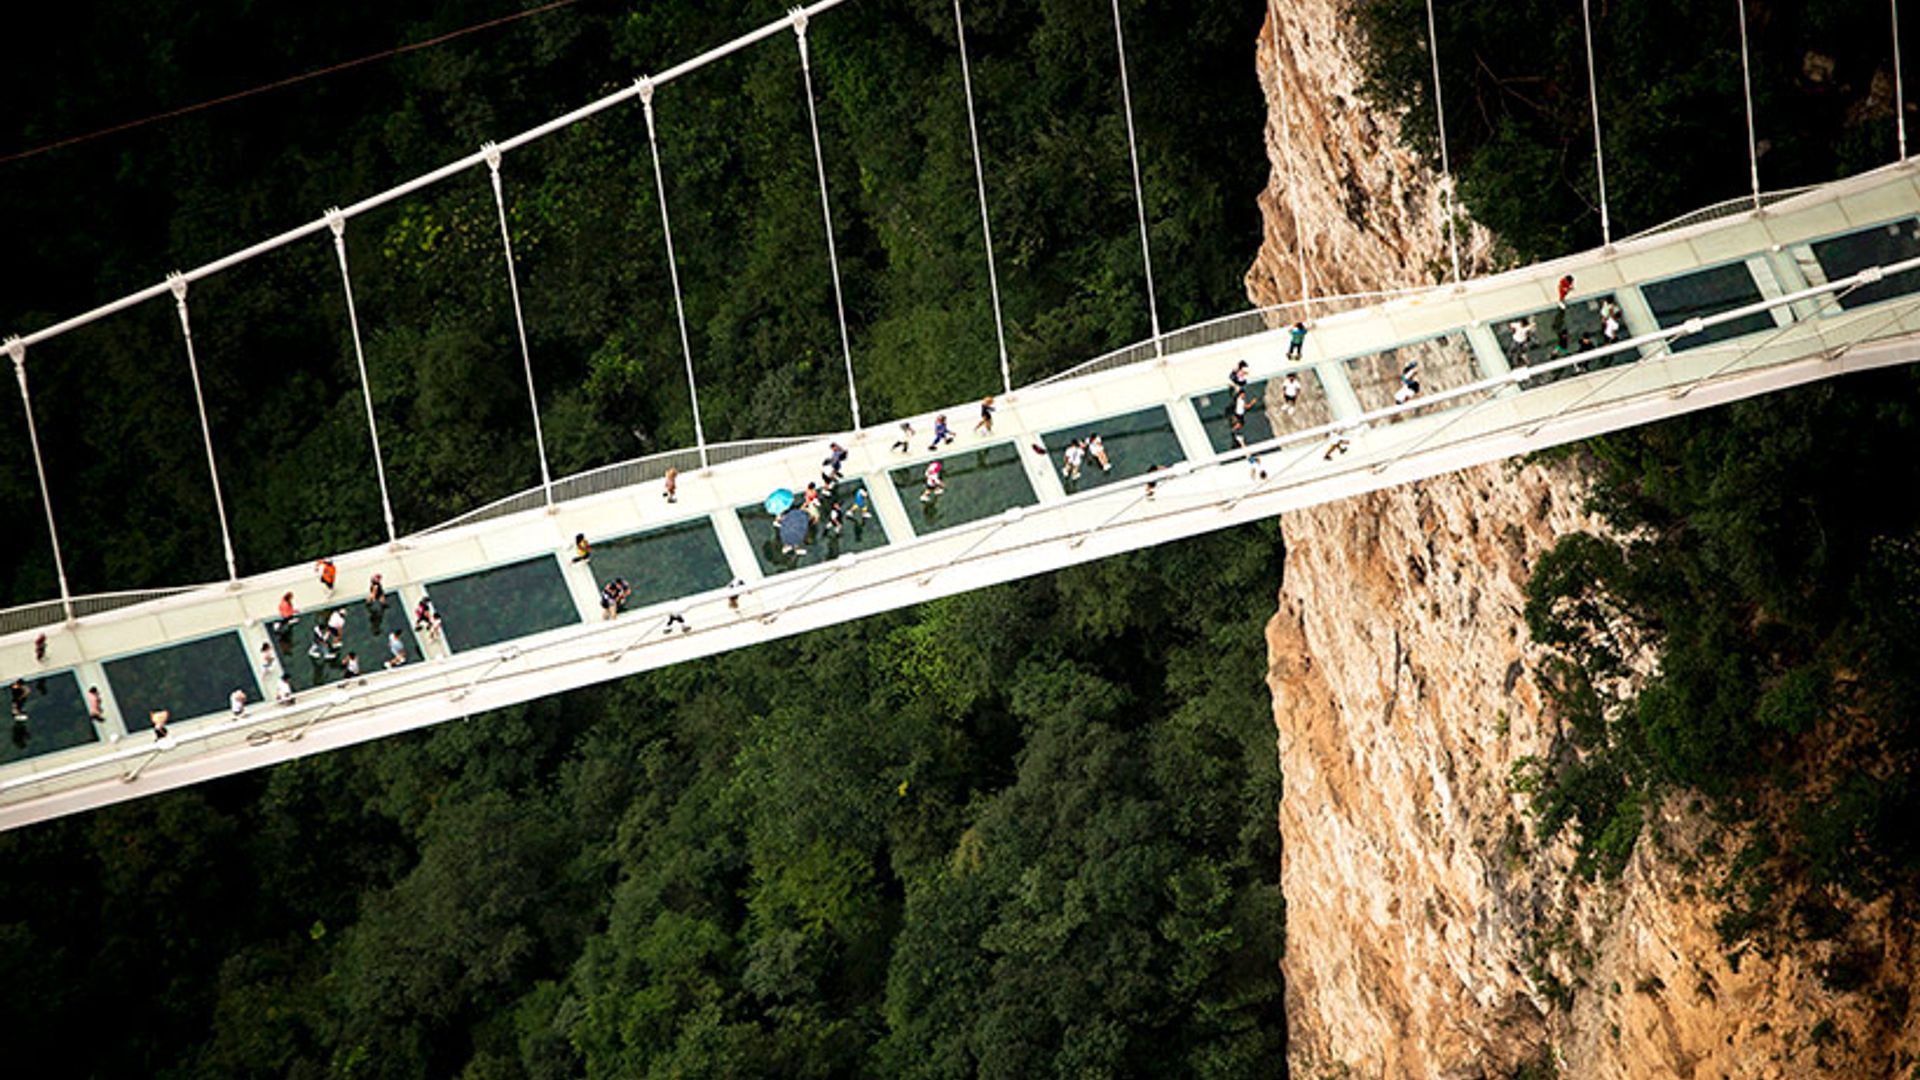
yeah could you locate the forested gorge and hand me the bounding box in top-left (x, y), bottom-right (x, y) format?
top-left (0, 2), bottom-right (1284, 1076)
top-left (3, 0), bottom-right (1919, 1075)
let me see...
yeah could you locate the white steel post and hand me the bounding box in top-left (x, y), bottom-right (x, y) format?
top-left (1737, 0), bottom-right (1763, 210)
top-left (5, 336), bottom-right (75, 623)
top-left (1424, 0), bottom-right (1465, 284)
top-left (1581, 0), bottom-right (1613, 247)
top-left (483, 143), bottom-right (556, 509)
top-left (167, 274), bottom-right (240, 583)
top-left (1109, 0), bottom-right (1163, 355)
top-left (792, 9), bottom-right (862, 431)
top-left (637, 78), bottom-right (710, 467)
top-left (953, 0), bottom-right (1012, 393)
top-left (326, 209), bottom-right (399, 545)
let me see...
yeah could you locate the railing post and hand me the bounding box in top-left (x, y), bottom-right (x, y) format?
top-left (636, 77), bottom-right (710, 468)
top-left (166, 274), bottom-right (241, 584)
top-left (1897, 0), bottom-right (1910, 162)
top-left (6, 336), bottom-right (74, 624)
top-left (952, 0), bottom-right (1013, 394)
top-left (326, 208), bottom-right (400, 546)
top-left (1580, 0), bottom-right (1613, 248)
top-left (1108, 0), bottom-right (1163, 356)
top-left (483, 142), bottom-right (556, 511)
top-left (1737, 0), bottom-right (1763, 212)
top-left (1424, 0), bottom-right (1465, 285)
top-left (791, 8), bottom-right (862, 431)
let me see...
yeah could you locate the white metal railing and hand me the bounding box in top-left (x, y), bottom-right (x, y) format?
top-left (0, 587), bottom-right (206, 637)
top-left (1034, 286), bottom-right (1442, 387)
top-left (409, 435), bottom-right (821, 537)
top-left (1622, 185), bottom-right (1818, 243)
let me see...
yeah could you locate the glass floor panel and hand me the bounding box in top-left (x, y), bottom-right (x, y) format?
top-left (1039, 405), bottom-right (1186, 494)
top-left (104, 630), bottom-right (260, 731)
top-left (425, 555), bottom-right (580, 653)
top-left (1192, 369), bottom-right (1333, 453)
top-left (2, 669), bottom-right (95, 763)
top-left (888, 441), bottom-right (1038, 535)
top-left (1343, 331), bottom-right (1481, 420)
top-left (588, 519), bottom-right (734, 610)
top-left (1642, 262), bottom-right (1774, 350)
top-left (265, 591), bottom-right (423, 690)
top-left (1811, 218), bottom-right (1920, 310)
top-left (1492, 293), bottom-right (1636, 386)
top-left (736, 478), bottom-right (891, 576)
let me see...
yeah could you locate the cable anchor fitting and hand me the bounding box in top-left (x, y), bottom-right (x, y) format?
top-left (482, 140), bottom-right (502, 173)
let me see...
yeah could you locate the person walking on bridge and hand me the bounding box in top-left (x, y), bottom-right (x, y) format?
top-left (928, 414), bottom-right (956, 451)
top-left (822, 442), bottom-right (849, 488)
top-left (1281, 372), bottom-right (1302, 415)
top-left (316, 558), bottom-right (337, 594)
top-left (1287, 321), bottom-right (1308, 361)
top-left (975, 397), bottom-right (996, 436)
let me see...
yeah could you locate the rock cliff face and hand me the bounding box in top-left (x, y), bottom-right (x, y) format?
top-left (1252, 5), bottom-right (1914, 1078)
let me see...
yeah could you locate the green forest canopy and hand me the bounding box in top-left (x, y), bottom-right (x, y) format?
top-left (1, 0), bottom-right (1917, 1076)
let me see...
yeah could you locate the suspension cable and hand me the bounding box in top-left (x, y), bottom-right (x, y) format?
top-left (1737, 0), bottom-right (1762, 210)
top-left (482, 144), bottom-right (555, 509)
top-left (1580, 0), bottom-right (1613, 247)
top-left (1263, 0), bottom-right (1315, 315)
top-left (1423, 0), bottom-right (1464, 284)
top-left (4, 337), bottom-right (74, 622)
top-left (166, 275), bottom-right (240, 582)
top-left (8, 0), bottom-right (855, 358)
top-left (1109, 0), bottom-right (1163, 355)
top-left (952, 0), bottom-right (1012, 393)
top-left (1897, 0), bottom-right (1910, 161)
top-left (326, 210), bottom-right (399, 545)
top-left (792, 10), bottom-right (861, 431)
top-left (636, 78), bottom-right (709, 466)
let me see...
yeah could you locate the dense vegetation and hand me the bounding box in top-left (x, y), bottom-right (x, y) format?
top-left (0, 0), bottom-right (1265, 598)
top-left (0, 2), bottom-right (1287, 1076)
top-left (1353, 0), bottom-right (1920, 951)
top-left (0, 534), bottom-right (1286, 1076)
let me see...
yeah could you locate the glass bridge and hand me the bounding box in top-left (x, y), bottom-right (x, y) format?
top-left (2, 164), bottom-right (1918, 829)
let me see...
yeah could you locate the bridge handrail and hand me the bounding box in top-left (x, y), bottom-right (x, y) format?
top-left (1621, 185), bottom-right (1821, 243)
top-left (0, 587), bottom-right (208, 638)
top-left (1034, 286), bottom-right (1442, 387)
top-left (408, 435), bottom-right (824, 538)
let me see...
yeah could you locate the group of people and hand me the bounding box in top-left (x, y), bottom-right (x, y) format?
top-left (1506, 290), bottom-right (1623, 370)
top-left (784, 444), bottom-right (873, 551)
top-left (600, 577), bottom-right (634, 620)
top-left (1059, 433), bottom-right (1112, 482)
top-left (271, 564), bottom-right (438, 680)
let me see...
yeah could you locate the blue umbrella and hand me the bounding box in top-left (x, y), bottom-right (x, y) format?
top-left (764, 488), bottom-right (795, 515)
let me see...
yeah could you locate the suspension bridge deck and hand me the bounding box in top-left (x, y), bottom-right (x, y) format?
top-left (3, 163), bottom-right (1918, 830)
